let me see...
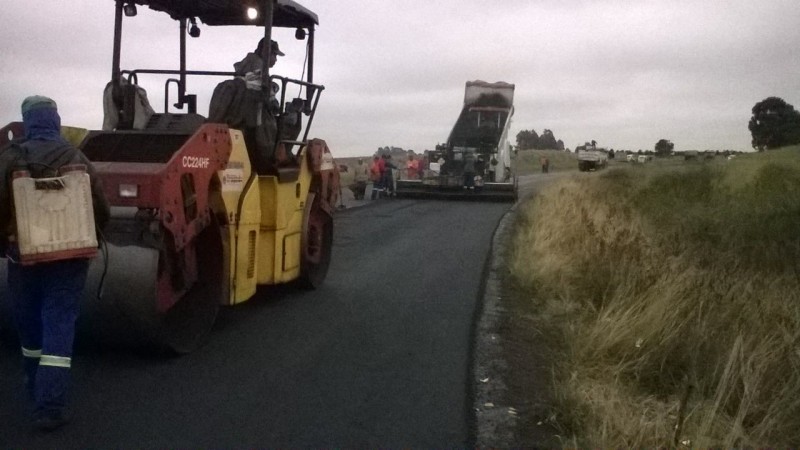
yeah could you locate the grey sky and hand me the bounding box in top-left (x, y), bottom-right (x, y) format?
top-left (2, 0), bottom-right (799, 156)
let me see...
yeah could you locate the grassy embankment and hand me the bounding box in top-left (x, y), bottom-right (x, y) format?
top-left (510, 147), bottom-right (800, 446)
top-left (513, 149), bottom-right (577, 176)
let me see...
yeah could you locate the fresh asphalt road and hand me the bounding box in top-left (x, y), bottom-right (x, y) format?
top-left (0, 197), bottom-right (511, 447)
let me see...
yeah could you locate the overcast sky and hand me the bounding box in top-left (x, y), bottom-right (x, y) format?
top-left (2, 0), bottom-right (799, 156)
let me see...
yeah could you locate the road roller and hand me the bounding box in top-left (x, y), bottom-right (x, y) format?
top-left (0, 0), bottom-right (339, 353)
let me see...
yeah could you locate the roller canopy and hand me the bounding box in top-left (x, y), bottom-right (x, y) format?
top-left (127, 0), bottom-right (318, 27)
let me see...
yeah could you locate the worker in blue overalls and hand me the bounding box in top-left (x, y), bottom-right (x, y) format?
top-left (0, 96), bottom-right (109, 431)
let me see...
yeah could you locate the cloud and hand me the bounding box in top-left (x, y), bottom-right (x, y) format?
top-left (2, 0), bottom-right (799, 156)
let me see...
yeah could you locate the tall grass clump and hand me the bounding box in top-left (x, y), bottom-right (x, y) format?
top-left (510, 147), bottom-right (800, 446)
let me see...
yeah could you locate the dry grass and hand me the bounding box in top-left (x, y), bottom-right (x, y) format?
top-left (510, 146), bottom-right (800, 446)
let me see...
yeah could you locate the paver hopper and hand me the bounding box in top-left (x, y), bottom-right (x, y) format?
top-left (395, 81), bottom-right (517, 201)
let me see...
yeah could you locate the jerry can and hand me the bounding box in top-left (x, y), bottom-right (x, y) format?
top-left (12, 164), bottom-right (97, 265)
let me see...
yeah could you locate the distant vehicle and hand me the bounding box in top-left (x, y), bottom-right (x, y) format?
top-left (637, 155), bottom-right (648, 163)
top-left (577, 145), bottom-right (608, 171)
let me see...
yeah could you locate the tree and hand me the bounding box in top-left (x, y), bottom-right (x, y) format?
top-left (538, 129), bottom-right (558, 149)
top-left (515, 129), bottom-right (539, 150)
top-left (654, 139), bottom-right (674, 156)
top-left (516, 128), bottom-right (566, 150)
top-left (748, 97), bottom-right (800, 151)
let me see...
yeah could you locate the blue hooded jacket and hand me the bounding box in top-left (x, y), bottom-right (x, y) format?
top-left (23, 106), bottom-right (66, 142)
top-left (0, 99), bottom-right (110, 251)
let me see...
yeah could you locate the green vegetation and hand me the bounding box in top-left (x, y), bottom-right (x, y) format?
top-left (749, 97), bottom-right (800, 151)
top-left (516, 129), bottom-right (565, 151)
top-left (513, 149), bottom-right (577, 176)
top-left (654, 138), bottom-right (674, 156)
top-left (509, 146), bottom-right (800, 446)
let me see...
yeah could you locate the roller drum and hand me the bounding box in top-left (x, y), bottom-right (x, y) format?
top-left (1, 227), bottom-right (221, 354)
top-left (80, 244), bottom-right (162, 350)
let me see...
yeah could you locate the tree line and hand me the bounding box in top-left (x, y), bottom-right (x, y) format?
top-left (650, 97), bottom-right (800, 154)
top-left (516, 96), bottom-right (800, 155)
top-left (515, 129), bottom-right (565, 151)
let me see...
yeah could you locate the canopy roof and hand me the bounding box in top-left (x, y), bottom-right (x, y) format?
top-left (130, 0), bottom-right (318, 27)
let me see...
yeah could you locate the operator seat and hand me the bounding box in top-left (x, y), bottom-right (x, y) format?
top-left (144, 113), bottom-right (206, 133)
top-left (102, 80), bottom-right (155, 131)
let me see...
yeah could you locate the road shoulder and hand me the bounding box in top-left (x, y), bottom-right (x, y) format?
top-left (472, 182), bottom-right (562, 447)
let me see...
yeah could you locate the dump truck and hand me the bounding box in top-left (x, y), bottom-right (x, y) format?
top-left (0, 0), bottom-right (338, 353)
top-left (395, 81), bottom-right (517, 201)
top-left (576, 144), bottom-right (608, 171)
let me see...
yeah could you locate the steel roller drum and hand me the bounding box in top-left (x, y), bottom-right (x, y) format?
top-left (1, 240), bottom-right (218, 353)
top-left (0, 245), bottom-right (159, 350)
top-left (80, 244), bottom-right (162, 349)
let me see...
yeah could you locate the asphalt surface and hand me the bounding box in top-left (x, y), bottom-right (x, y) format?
top-left (0, 196), bottom-right (511, 447)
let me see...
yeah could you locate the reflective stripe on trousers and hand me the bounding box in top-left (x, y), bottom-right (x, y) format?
top-left (22, 347), bottom-right (43, 358)
top-left (7, 258), bottom-right (89, 416)
top-left (40, 355), bottom-right (72, 368)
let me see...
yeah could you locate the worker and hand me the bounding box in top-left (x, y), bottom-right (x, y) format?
top-left (319, 143), bottom-right (338, 206)
top-left (238, 38), bottom-right (303, 159)
top-left (463, 151), bottom-right (476, 189)
top-left (420, 154), bottom-right (429, 178)
top-left (234, 38), bottom-right (285, 117)
top-left (351, 158), bottom-right (369, 200)
top-left (233, 37), bottom-right (284, 78)
top-left (475, 155), bottom-right (486, 176)
top-left (370, 154), bottom-right (384, 199)
top-left (406, 153), bottom-right (420, 180)
top-left (487, 156), bottom-right (497, 182)
top-left (437, 155), bottom-right (446, 174)
top-left (381, 153), bottom-right (397, 197)
top-left (0, 96), bottom-right (110, 432)
top-left (208, 38), bottom-right (291, 173)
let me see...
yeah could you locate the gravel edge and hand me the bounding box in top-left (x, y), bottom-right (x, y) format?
top-left (472, 200), bottom-right (520, 447)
